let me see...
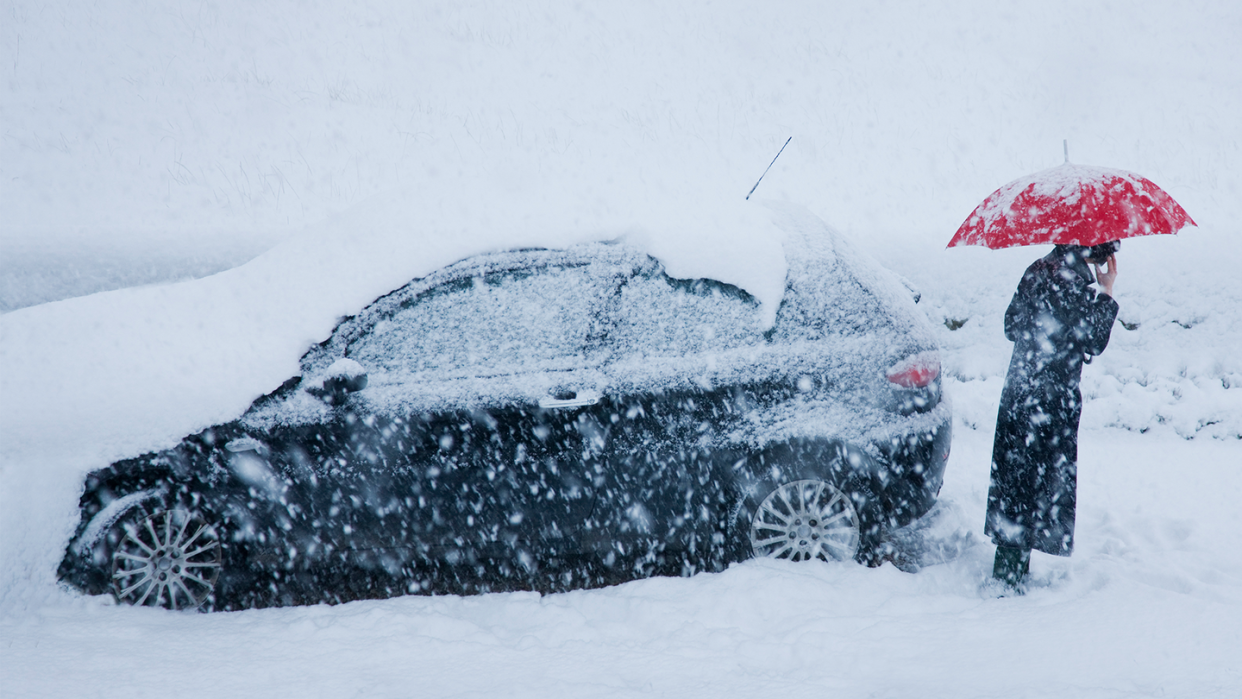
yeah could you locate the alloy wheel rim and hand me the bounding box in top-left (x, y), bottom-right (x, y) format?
top-left (111, 510), bottom-right (222, 610)
top-left (750, 480), bottom-right (860, 562)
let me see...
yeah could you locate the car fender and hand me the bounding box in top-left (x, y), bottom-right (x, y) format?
top-left (727, 438), bottom-right (888, 560)
top-left (70, 488), bottom-right (164, 556)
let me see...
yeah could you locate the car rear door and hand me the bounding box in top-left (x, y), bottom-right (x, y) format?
top-left (592, 260), bottom-right (767, 573)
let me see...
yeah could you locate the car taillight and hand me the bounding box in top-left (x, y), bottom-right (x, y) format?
top-left (886, 353), bottom-right (940, 388)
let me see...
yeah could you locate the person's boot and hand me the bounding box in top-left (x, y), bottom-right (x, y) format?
top-left (992, 545), bottom-right (1030, 593)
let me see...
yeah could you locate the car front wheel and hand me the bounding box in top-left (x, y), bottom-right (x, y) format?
top-left (111, 508), bottom-right (223, 610)
top-left (749, 480), bottom-right (860, 562)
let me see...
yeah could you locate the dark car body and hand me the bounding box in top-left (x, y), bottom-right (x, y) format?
top-left (58, 203), bottom-right (950, 610)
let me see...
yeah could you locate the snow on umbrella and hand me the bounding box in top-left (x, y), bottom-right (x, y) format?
top-left (947, 163), bottom-right (1196, 249)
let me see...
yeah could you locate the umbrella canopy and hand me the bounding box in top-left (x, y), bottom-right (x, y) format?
top-left (948, 163), bottom-right (1196, 249)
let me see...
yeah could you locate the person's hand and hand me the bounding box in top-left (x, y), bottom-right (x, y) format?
top-left (1093, 255), bottom-right (1118, 297)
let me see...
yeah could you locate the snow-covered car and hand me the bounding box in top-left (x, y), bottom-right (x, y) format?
top-left (57, 204), bottom-right (951, 611)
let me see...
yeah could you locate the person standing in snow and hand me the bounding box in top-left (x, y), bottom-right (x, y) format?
top-left (986, 241), bottom-right (1120, 590)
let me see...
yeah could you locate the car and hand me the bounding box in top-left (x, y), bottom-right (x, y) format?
top-left (57, 203), bottom-right (951, 611)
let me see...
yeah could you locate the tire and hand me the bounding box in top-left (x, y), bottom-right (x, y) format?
top-left (110, 508), bottom-right (223, 611)
top-left (748, 480), bottom-right (860, 562)
top-left (728, 441), bottom-right (888, 566)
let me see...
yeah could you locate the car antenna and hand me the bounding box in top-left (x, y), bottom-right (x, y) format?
top-left (1064, 139), bottom-right (1069, 164)
top-left (746, 136), bottom-right (792, 200)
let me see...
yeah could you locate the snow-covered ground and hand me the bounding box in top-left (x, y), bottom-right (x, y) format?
top-left (3, 428), bottom-right (1240, 698)
top-left (3, 2), bottom-right (1241, 697)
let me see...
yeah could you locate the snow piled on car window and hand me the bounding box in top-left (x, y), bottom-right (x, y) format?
top-left (350, 264), bottom-right (605, 377)
top-left (297, 245), bottom-right (640, 375)
top-left (608, 263), bottom-right (765, 356)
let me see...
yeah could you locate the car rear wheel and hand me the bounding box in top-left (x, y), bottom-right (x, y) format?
top-left (749, 480), bottom-right (860, 562)
top-left (111, 509), bottom-right (223, 610)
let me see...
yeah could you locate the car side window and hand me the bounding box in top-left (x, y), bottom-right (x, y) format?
top-left (347, 263), bottom-right (609, 378)
top-left (607, 266), bottom-right (765, 358)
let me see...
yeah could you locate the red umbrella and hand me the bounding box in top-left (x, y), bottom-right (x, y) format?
top-left (948, 163), bottom-right (1196, 249)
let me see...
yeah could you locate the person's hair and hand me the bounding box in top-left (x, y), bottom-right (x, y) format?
top-left (1086, 240), bottom-right (1120, 263)
top-left (1058, 241), bottom-right (1120, 264)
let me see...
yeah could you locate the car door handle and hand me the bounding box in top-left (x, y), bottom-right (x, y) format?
top-left (538, 389), bottom-right (601, 409)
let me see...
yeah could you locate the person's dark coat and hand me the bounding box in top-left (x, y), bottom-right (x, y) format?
top-left (985, 245), bottom-right (1119, 556)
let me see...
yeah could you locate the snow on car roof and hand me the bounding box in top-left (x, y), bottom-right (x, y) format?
top-left (240, 201), bottom-right (938, 453)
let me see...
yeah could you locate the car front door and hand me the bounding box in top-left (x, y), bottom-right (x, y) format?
top-left (342, 251), bottom-right (624, 590)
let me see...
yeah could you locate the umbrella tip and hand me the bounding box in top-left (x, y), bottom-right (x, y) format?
top-left (1063, 139), bottom-right (1069, 164)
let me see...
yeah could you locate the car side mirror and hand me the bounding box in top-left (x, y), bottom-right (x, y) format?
top-left (895, 274), bottom-right (921, 304)
top-left (306, 358), bottom-right (368, 405)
